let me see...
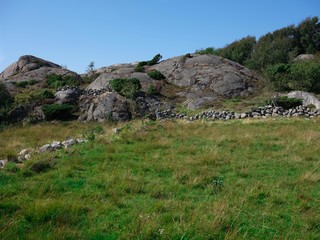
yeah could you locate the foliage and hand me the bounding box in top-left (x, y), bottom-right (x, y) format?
top-left (42, 104), bottom-right (74, 120)
top-left (137, 61), bottom-right (148, 67)
top-left (147, 54), bottom-right (162, 66)
top-left (248, 17), bottom-right (320, 70)
top-left (110, 78), bottom-right (141, 99)
top-left (13, 81), bottom-right (29, 88)
top-left (46, 74), bottom-right (79, 89)
top-left (264, 61), bottom-right (320, 93)
top-left (12, 80), bottom-right (39, 88)
top-left (82, 72), bottom-right (100, 84)
top-left (40, 89), bottom-right (55, 99)
top-left (197, 17), bottom-right (320, 71)
top-left (248, 26), bottom-right (297, 69)
top-left (266, 96), bottom-right (303, 109)
top-left (147, 70), bottom-right (166, 80)
top-left (0, 119), bottom-right (320, 238)
top-left (295, 17), bottom-right (320, 54)
top-left (0, 82), bottom-right (12, 121)
top-left (86, 61), bottom-right (95, 74)
top-left (146, 84), bottom-right (159, 95)
top-left (195, 47), bottom-right (218, 55)
top-left (217, 36), bottom-right (256, 65)
top-left (14, 89), bottom-right (54, 107)
top-left (134, 65), bottom-right (145, 72)
top-left (0, 82), bottom-right (12, 108)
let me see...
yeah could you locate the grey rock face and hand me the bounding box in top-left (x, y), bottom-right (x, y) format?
top-left (288, 91), bottom-right (320, 109)
top-left (0, 55), bottom-right (60, 79)
top-left (0, 55), bottom-right (82, 93)
top-left (55, 89), bottom-right (81, 104)
top-left (79, 92), bottom-right (132, 122)
top-left (85, 54), bottom-right (257, 113)
top-left (152, 54), bottom-right (257, 109)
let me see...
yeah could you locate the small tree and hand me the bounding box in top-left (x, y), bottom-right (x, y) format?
top-left (147, 54), bottom-right (162, 66)
top-left (86, 61), bottom-right (95, 74)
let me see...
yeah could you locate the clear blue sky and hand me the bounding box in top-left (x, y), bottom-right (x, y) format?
top-left (0, 0), bottom-right (319, 73)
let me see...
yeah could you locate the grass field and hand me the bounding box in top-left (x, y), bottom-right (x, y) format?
top-left (0, 118), bottom-right (320, 239)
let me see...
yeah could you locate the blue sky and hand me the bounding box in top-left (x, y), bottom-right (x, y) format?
top-left (0, 0), bottom-right (319, 73)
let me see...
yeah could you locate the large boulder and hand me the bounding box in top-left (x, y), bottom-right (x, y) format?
top-left (0, 55), bottom-right (82, 94)
top-left (288, 91), bottom-right (320, 109)
top-left (54, 89), bottom-right (81, 104)
top-left (151, 54), bottom-right (256, 108)
top-left (79, 92), bottom-right (132, 122)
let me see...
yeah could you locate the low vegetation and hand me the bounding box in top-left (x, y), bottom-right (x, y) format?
top-left (265, 60), bottom-right (320, 93)
top-left (0, 119), bottom-right (319, 239)
top-left (147, 70), bottom-right (166, 80)
top-left (42, 104), bottom-right (74, 120)
top-left (0, 82), bottom-right (12, 121)
top-left (14, 89), bottom-right (54, 107)
top-left (110, 78), bottom-right (141, 99)
top-left (135, 54), bottom-right (163, 72)
top-left (12, 80), bottom-right (38, 88)
top-left (46, 74), bottom-right (80, 89)
top-left (265, 96), bottom-right (303, 109)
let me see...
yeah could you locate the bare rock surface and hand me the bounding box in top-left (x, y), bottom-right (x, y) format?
top-left (0, 55), bottom-right (82, 94)
top-left (79, 92), bottom-right (132, 121)
top-left (152, 54), bottom-right (256, 108)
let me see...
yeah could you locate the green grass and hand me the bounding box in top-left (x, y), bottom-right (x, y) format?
top-left (0, 118), bottom-right (320, 239)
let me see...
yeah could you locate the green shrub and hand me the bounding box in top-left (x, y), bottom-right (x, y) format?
top-left (266, 96), bottom-right (302, 109)
top-left (264, 64), bottom-right (291, 91)
top-left (147, 54), bottom-right (162, 66)
top-left (137, 61), bottom-right (148, 67)
top-left (195, 47), bottom-right (219, 55)
top-left (14, 89), bottom-right (53, 107)
top-left (42, 104), bottom-right (74, 120)
top-left (289, 61), bottom-right (320, 93)
top-left (28, 80), bottom-right (38, 85)
top-left (110, 78), bottom-right (141, 99)
top-left (134, 65), bottom-right (145, 72)
top-left (146, 85), bottom-right (159, 95)
top-left (13, 81), bottom-right (29, 88)
top-left (0, 82), bottom-right (12, 122)
top-left (147, 70), bottom-right (165, 80)
top-left (216, 36), bottom-right (256, 65)
top-left (46, 74), bottom-right (79, 89)
top-left (265, 61), bottom-right (320, 93)
top-left (0, 82), bottom-right (12, 108)
top-left (12, 80), bottom-right (39, 88)
top-left (40, 89), bottom-right (54, 99)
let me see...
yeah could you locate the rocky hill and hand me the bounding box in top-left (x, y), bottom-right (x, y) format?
top-left (0, 55), bottom-right (82, 95)
top-left (1, 54), bottom-right (259, 122)
top-left (79, 54), bottom-right (258, 121)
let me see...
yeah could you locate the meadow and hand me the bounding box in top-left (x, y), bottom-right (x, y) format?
top-left (0, 118), bottom-right (319, 239)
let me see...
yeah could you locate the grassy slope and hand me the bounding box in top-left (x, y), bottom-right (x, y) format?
top-left (0, 118), bottom-right (320, 239)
